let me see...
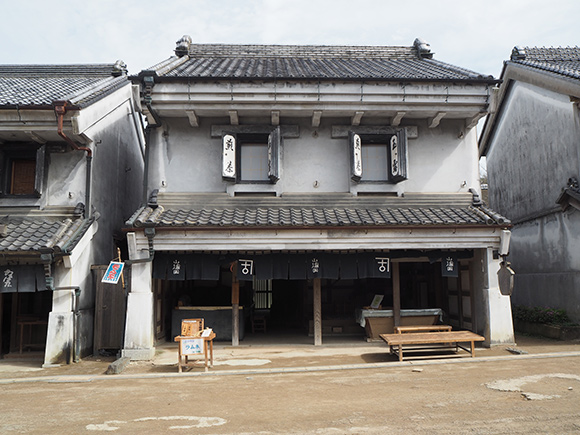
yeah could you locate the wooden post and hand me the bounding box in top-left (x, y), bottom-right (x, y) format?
top-left (231, 263), bottom-right (240, 347)
top-left (313, 278), bottom-right (322, 346)
top-left (0, 294), bottom-right (3, 357)
top-left (392, 262), bottom-right (401, 328)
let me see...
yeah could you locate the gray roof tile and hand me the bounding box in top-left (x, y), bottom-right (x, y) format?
top-left (0, 64), bottom-right (129, 108)
top-left (145, 44), bottom-right (495, 83)
top-left (126, 193), bottom-right (510, 229)
top-left (510, 46), bottom-right (580, 80)
top-left (0, 207), bottom-right (96, 255)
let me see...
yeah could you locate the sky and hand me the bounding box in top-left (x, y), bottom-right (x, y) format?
top-left (1, 0), bottom-right (578, 174)
top-left (2, 0), bottom-right (579, 78)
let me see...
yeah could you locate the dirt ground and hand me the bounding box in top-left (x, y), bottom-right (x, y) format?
top-left (1, 334), bottom-right (579, 434)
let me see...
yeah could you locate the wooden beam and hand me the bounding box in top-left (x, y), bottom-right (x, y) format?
top-left (312, 110), bottom-right (322, 128)
top-left (185, 110), bottom-right (199, 127)
top-left (229, 110), bottom-right (239, 126)
top-left (391, 112), bottom-right (406, 127)
top-left (231, 263), bottom-right (240, 346)
top-left (392, 262), bottom-right (401, 328)
top-left (313, 278), bottom-right (322, 346)
top-left (351, 111), bottom-right (364, 126)
top-left (271, 110), bottom-right (280, 126)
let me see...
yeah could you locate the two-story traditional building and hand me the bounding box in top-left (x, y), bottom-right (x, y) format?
top-left (480, 46), bottom-right (580, 323)
top-left (0, 63), bottom-right (145, 364)
top-left (123, 37), bottom-right (514, 360)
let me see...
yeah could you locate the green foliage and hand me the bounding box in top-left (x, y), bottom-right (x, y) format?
top-left (513, 305), bottom-right (573, 325)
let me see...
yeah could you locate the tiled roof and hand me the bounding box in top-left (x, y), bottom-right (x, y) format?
top-left (509, 46), bottom-right (580, 80)
top-left (0, 207), bottom-right (96, 255)
top-left (145, 43), bottom-right (495, 83)
top-left (126, 193), bottom-right (510, 229)
top-left (0, 63), bottom-right (129, 108)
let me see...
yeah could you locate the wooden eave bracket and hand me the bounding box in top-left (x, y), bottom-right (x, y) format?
top-left (312, 110), bottom-right (322, 128)
top-left (428, 112), bottom-right (446, 129)
top-left (271, 110), bottom-right (280, 126)
top-left (351, 111), bottom-right (364, 126)
top-left (391, 112), bottom-right (406, 127)
top-left (186, 110), bottom-right (199, 127)
top-left (466, 112), bottom-right (487, 130)
top-left (229, 110), bottom-right (239, 125)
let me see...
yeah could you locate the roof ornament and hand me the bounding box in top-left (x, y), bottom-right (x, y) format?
top-left (148, 189), bottom-right (159, 209)
top-left (175, 35), bottom-right (192, 57)
top-left (112, 60), bottom-right (127, 77)
top-left (469, 188), bottom-right (483, 207)
top-left (511, 46), bottom-right (526, 61)
top-left (414, 38), bottom-right (433, 59)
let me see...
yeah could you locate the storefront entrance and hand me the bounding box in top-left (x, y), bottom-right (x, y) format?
top-left (152, 254), bottom-right (473, 345)
top-left (0, 291), bottom-right (51, 358)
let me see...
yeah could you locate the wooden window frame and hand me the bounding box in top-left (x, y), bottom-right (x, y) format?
top-left (350, 128), bottom-right (408, 184)
top-left (0, 144), bottom-right (46, 197)
top-left (222, 127), bottom-right (281, 184)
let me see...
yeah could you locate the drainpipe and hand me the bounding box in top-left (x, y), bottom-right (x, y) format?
top-left (54, 102), bottom-right (92, 218)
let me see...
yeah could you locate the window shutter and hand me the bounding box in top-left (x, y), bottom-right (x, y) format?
top-left (34, 145), bottom-right (46, 196)
top-left (389, 129), bottom-right (408, 183)
top-left (222, 133), bottom-right (236, 181)
top-left (267, 126), bottom-right (281, 183)
top-left (350, 132), bottom-right (362, 182)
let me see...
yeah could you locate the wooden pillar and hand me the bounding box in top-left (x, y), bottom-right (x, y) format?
top-left (231, 264), bottom-right (240, 347)
top-left (313, 278), bottom-right (322, 346)
top-left (392, 262), bottom-right (401, 328)
top-left (0, 294), bottom-right (3, 357)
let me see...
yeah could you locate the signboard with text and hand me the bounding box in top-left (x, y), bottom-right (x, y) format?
top-left (101, 262), bottom-right (124, 284)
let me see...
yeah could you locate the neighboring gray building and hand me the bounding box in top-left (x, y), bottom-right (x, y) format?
top-left (480, 46), bottom-right (580, 322)
top-left (0, 63), bottom-right (145, 364)
top-left (123, 37), bottom-right (514, 360)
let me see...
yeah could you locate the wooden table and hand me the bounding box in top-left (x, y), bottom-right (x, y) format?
top-left (174, 332), bottom-right (216, 372)
top-left (380, 330), bottom-right (485, 362)
top-left (394, 325), bottom-right (452, 334)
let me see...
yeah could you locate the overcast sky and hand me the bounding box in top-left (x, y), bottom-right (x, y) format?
top-left (2, 0), bottom-right (579, 78)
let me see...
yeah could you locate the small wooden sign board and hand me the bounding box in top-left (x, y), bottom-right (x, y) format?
top-left (180, 338), bottom-right (203, 355)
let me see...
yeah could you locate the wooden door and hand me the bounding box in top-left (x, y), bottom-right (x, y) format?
top-left (446, 262), bottom-right (472, 329)
top-left (153, 279), bottom-right (165, 341)
top-left (93, 265), bottom-right (128, 353)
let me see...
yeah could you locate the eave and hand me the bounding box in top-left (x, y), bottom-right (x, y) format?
top-left (143, 79), bottom-right (491, 125)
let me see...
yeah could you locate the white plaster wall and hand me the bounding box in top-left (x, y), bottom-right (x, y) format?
top-left (471, 248), bottom-right (515, 346)
top-left (486, 81), bottom-right (580, 221)
top-left (43, 86), bottom-right (144, 364)
top-left (509, 208), bottom-right (580, 322)
top-left (148, 117), bottom-right (480, 196)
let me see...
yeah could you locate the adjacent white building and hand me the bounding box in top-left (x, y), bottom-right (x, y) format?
top-left (123, 37), bottom-right (514, 360)
top-left (480, 46), bottom-right (580, 323)
top-left (0, 63), bottom-right (145, 364)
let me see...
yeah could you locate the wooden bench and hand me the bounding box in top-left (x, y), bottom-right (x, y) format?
top-left (394, 325), bottom-right (452, 334)
top-left (380, 330), bottom-right (485, 362)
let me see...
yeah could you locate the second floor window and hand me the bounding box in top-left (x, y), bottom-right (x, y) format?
top-left (222, 127), bottom-right (280, 184)
top-left (10, 159), bottom-right (37, 194)
top-left (350, 128), bottom-right (408, 183)
top-left (0, 144), bottom-right (46, 197)
top-left (240, 138), bottom-right (270, 182)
